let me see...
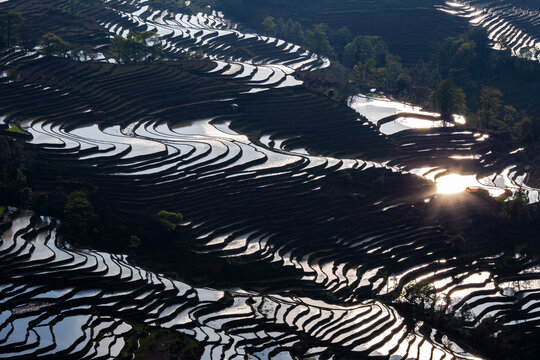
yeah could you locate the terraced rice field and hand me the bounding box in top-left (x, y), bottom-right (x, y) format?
top-left (1, 0), bottom-right (540, 359)
top-left (0, 209), bottom-right (500, 360)
top-left (440, 0), bottom-right (540, 60)
top-left (214, 0), bottom-right (470, 65)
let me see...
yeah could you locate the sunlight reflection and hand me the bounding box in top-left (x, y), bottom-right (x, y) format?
top-left (411, 168), bottom-right (511, 197)
top-left (436, 174), bottom-right (478, 194)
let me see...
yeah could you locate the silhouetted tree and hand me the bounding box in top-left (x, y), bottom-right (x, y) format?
top-left (262, 17), bottom-right (276, 37)
top-left (308, 25), bottom-right (331, 57)
top-left (63, 191), bottom-right (95, 242)
top-left (39, 33), bottom-right (69, 56)
top-left (478, 87), bottom-right (503, 127)
top-left (433, 79), bottom-right (466, 120)
top-left (111, 31), bottom-right (163, 64)
top-left (1, 12), bottom-right (23, 48)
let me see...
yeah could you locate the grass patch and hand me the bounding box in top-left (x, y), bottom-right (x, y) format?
top-left (6, 124), bottom-right (29, 136)
top-left (0, 206), bottom-right (6, 216)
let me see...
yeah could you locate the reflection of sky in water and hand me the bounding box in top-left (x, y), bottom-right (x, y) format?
top-left (380, 117), bottom-right (454, 135)
top-left (349, 95), bottom-right (441, 125)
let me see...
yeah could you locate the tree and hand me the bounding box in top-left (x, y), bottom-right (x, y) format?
top-left (454, 41), bottom-right (477, 68)
top-left (291, 20), bottom-right (305, 44)
top-left (39, 33), bottom-right (69, 56)
top-left (432, 79), bottom-right (466, 120)
top-left (513, 116), bottom-right (539, 143)
top-left (71, 44), bottom-right (96, 61)
top-left (503, 105), bottom-right (516, 126)
top-left (129, 235), bottom-right (141, 249)
top-left (262, 17), bottom-right (276, 37)
top-left (110, 31), bottom-right (163, 64)
top-left (329, 26), bottom-right (351, 56)
top-left (353, 58), bottom-right (375, 85)
top-left (308, 25), bottom-right (331, 57)
top-left (63, 191), bottom-right (95, 242)
top-left (283, 18), bottom-right (305, 44)
top-left (155, 210), bottom-right (183, 231)
top-left (0, 135), bottom-right (10, 165)
top-left (342, 35), bottom-right (391, 68)
top-left (352, 58), bottom-right (391, 89)
top-left (1, 12), bottom-right (23, 48)
top-left (342, 41), bottom-right (357, 67)
top-left (405, 281), bottom-right (436, 309)
top-left (397, 73), bottom-right (412, 92)
top-left (478, 87), bottom-right (503, 128)
top-left (500, 190), bottom-right (530, 222)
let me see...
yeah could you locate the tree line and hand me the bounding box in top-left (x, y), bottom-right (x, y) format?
top-left (257, 16), bottom-right (540, 146)
top-left (0, 11), bottom-right (163, 64)
top-left (35, 31), bottom-right (164, 63)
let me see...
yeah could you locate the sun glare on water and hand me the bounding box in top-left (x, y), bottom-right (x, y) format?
top-left (435, 174), bottom-right (479, 194)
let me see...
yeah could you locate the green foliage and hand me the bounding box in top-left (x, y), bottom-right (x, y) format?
top-left (262, 16), bottom-right (307, 47)
top-left (63, 191), bottom-right (95, 242)
top-left (262, 17), bottom-right (277, 36)
top-left (503, 105), bottom-right (516, 126)
top-left (499, 190), bottom-right (531, 222)
top-left (353, 58), bottom-right (390, 89)
top-left (110, 31), bottom-right (163, 64)
top-left (396, 73), bottom-right (412, 91)
top-left (405, 281), bottom-right (436, 308)
top-left (155, 210), bottom-right (183, 231)
top-left (343, 35), bottom-right (389, 67)
top-left (129, 235), bottom-right (141, 249)
top-left (120, 324), bottom-right (202, 360)
top-left (233, 6), bottom-right (540, 147)
top-left (0, 135), bottom-right (9, 165)
top-left (37, 32), bottom-right (95, 60)
top-left (449, 234), bottom-right (466, 250)
top-left (477, 87), bottom-right (503, 128)
top-left (118, 323), bottom-right (202, 360)
top-left (308, 24), bottom-right (332, 57)
top-left (513, 116), bottom-right (540, 143)
top-left (432, 79), bottom-right (466, 119)
top-left (0, 12), bottom-right (23, 48)
top-left (39, 33), bottom-right (70, 56)
top-left (6, 123), bottom-right (29, 136)
top-left (329, 26), bottom-right (352, 56)
top-left (0, 135), bottom-right (32, 206)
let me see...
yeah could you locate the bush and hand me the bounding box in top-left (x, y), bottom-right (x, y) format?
top-left (155, 210), bottom-right (183, 231)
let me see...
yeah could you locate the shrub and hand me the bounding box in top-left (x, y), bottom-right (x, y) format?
top-left (155, 210), bottom-right (183, 231)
